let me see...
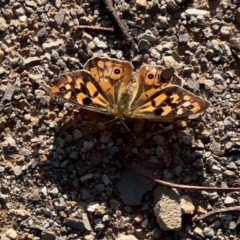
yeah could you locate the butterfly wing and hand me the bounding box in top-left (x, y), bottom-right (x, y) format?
top-left (129, 65), bottom-right (182, 110)
top-left (40, 70), bottom-right (115, 114)
top-left (40, 57), bottom-right (134, 115)
top-left (84, 57), bottom-right (133, 109)
top-left (129, 65), bottom-right (210, 119)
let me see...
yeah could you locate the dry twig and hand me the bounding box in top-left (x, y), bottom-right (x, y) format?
top-left (193, 206), bottom-right (240, 221)
top-left (72, 25), bottom-right (114, 32)
top-left (103, 0), bottom-right (133, 44)
top-left (120, 157), bottom-right (240, 192)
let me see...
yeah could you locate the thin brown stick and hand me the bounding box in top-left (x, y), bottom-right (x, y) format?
top-left (103, 0), bottom-right (133, 44)
top-left (120, 157), bottom-right (240, 192)
top-left (72, 25), bottom-right (114, 32)
top-left (193, 206), bottom-right (240, 221)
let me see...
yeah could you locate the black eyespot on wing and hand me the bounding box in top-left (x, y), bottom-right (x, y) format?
top-left (82, 97), bottom-right (92, 105)
top-left (154, 108), bottom-right (164, 115)
top-left (114, 68), bottom-right (121, 74)
top-left (187, 104), bottom-right (194, 110)
top-left (147, 73), bottom-right (154, 79)
top-left (60, 87), bottom-right (66, 92)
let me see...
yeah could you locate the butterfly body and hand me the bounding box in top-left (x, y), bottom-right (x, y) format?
top-left (112, 91), bottom-right (131, 119)
top-left (41, 57), bottom-right (210, 121)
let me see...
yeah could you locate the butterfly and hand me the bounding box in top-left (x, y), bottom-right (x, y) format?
top-left (40, 57), bottom-right (210, 121)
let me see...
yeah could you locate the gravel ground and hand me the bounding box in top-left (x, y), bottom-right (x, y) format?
top-left (1, 0), bottom-right (240, 239)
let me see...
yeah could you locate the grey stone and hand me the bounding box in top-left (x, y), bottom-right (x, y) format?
top-left (165, 0), bottom-right (179, 11)
top-left (64, 214), bottom-right (92, 231)
top-left (2, 86), bottom-right (15, 103)
top-left (54, 198), bottom-right (67, 211)
top-left (94, 222), bottom-right (105, 231)
top-left (48, 187), bottom-right (59, 196)
top-left (1, 135), bottom-right (17, 149)
top-left (203, 27), bottom-right (213, 38)
top-left (0, 17), bottom-right (9, 31)
top-left (226, 162), bottom-right (237, 170)
top-left (37, 28), bottom-right (49, 38)
top-left (152, 227), bottom-right (161, 238)
top-left (150, 48), bottom-right (161, 59)
top-left (235, 7), bottom-right (240, 26)
top-left (0, 66), bottom-right (5, 75)
top-left (219, 213), bottom-right (233, 222)
top-left (28, 189), bottom-right (41, 201)
top-left (13, 166), bottom-right (22, 176)
top-left (185, 9), bottom-right (210, 19)
top-left (42, 40), bottom-right (63, 51)
top-left (0, 49), bottom-right (4, 64)
top-left (84, 235), bottom-right (95, 240)
top-left (224, 221), bottom-right (236, 230)
top-left (102, 174), bottom-right (110, 185)
top-left (156, 16), bottom-right (169, 28)
top-left (155, 146), bottom-right (163, 158)
top-left (162, 42), bottom-right (174, 50)
top-left (19, 99), bottom-right (31, 110)
top-left (138, 30), bottom-right (157, 43)
top-left (23, 57), bottom-right (41, 67)
top-left (220, 26), bottom-right (230, 36)
top-left (93, 37), bottom-right (107, 49)
top-left (36, 0), bottom-right (48, 5)
top-left (116, 235), bottom-right (137, 240)
top-left (55, 0), bottom-right (62, 8)
top-left (211, 165), bottom-right (222, 174)
top-left (182, 135), bottom-right (192, 145)
top-left (138, 39), bottom-right (151, 51)
top-left (210, 141), bottom-right (223, 156)
top-left (178, 33), bottom-right (189, 43)
top-left (109, 146), bottom-right (119, 155)
top-left (0, 192), bottom-right (9, 203)
top-left (109, 199), bottom-right (121, 210)
top-left (25, 0), bottom-right (37, 8)
top-left (54, 9), bottom-right (65, 26)
top-left (6, 229), bottom-right (18, 240)
top-left (114, 163), bottom-right (155, 206)
top-left (41, 231), bottom-right (56, 240)
top-left (154, 187), bottom-right (181, 231)
top-left (55, 138), bottom-right (65, 148)
top-left (224, 196), bottom-right (235, 206)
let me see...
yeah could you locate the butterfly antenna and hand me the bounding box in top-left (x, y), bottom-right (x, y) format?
top-left (98, 118), bottom-right (117, 126)
top-left (119, 119), bottom-right (136, 139)
top-left (98, 118), bottom-right (136, 139)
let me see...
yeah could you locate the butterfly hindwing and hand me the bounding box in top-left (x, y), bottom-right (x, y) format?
top-left (129, 65), bottom-right (210, 119)
top-left (131, 85), bottom-right (210, 119)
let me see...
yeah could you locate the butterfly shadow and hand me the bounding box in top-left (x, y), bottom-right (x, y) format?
top-left (37, 105), bottom-right (211, 196)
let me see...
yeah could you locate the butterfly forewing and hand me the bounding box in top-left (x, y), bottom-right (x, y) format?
top-left (130, 65), bottom-right (183, 111)
top-left (44, 70), bottom-right (115, 115)
top-left (84, 57), bottom-right (133, 108)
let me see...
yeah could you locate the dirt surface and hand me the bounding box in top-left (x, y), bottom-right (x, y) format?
top-left (1, 0), bottom-right (240, 239)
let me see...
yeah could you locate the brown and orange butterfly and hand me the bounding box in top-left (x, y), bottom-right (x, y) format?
top-left (40, 57), bottom-right (210, 120)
